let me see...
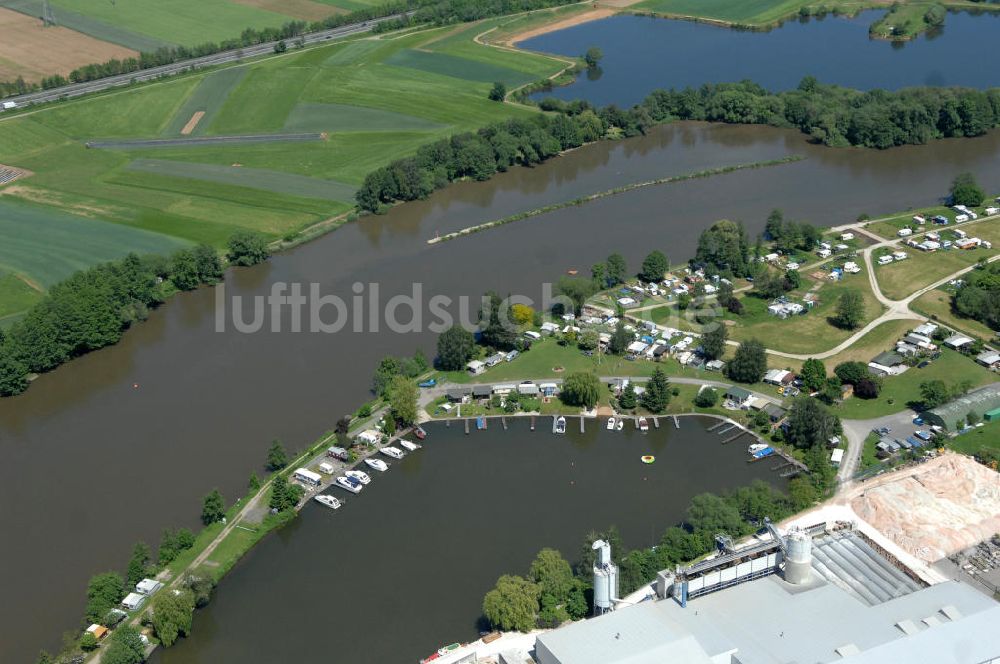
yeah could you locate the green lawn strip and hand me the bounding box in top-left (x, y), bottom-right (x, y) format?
top-left (1, 0), bottom-right (173, 50)
top-left (875, 245), bottom-right (991, 301)
top-left (822, 319), bottom-right (915, 367)
top-left (860, 432), bottom-right (881, 469)
top-left (162, 67), bottom-right (250, 137)
top-left (911, 288), bottom-right (997, 341)
top-left (385, 48), bottom-right (539, 87)
top-left (200, 510), bottom-right (298, 582)
top-left (0, 271), bottom-right (43, 319)
top-left (948, 420), bottom-right (1000, 457)
top-left (125, 158), bottom-right (358, 203)
top-left (632, 0), bottom-right (813, 24)
top-left (426, 20), bottom-right (572, 77)
top-left (0, 197), bottom-right (189, 287)
top-left (869, 2), bottom-right (938, 39)
top-left (209, 63), bottom-right (321, 135)
top-left (832, 349), bottom-right (995, 419)
top-left (323, 39), bottom-right (385, 66)
top-left (282, 101), bottom-right (447, 133)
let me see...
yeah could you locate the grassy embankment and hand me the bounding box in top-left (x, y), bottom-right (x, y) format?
top-left (868, 2), bottom-right (943, 40)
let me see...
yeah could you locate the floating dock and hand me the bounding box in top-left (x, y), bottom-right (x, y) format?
top-left (673, 416), bottom-right (680, 429)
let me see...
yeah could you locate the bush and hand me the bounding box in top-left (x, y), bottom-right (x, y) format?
top-left (694, 387), bottom-right (718, 408)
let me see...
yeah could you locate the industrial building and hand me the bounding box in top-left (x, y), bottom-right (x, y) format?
top-left (533, 523), bottom-right (1000, 664)
top-left (925, 383), bottom-right (1000, 430)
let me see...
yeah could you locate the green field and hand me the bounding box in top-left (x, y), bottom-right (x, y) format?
top-left (911, 288), bottom-right (997, 341)
top-left (633, 0), bottom-right (815, 24)
top-left (282, 102), bottom-right (446, 133)
top-left (163, 67), bottom-right (249, 137)
top-left (0, 271), bottom-right (42, 323)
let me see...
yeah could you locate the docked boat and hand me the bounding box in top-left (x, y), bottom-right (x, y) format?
top-left (748, 443), bottom-right (770, 455)
top-left (399, 439), bottom-right (420, 452)
top-left (414, 426), bottom-right (427, 440)
top-left (751, 446), bottom-right (775, 460)
top-left (615, 419), bottom-right (624, 431)
top-left (364, 458), bottom-right (389, 472)
top-left (476, 415), bottom-right (486, 430)
top-left (638, 417), bottom-right (649, 432)
top-left (606, 417), bottom-right (616, 430)
top-left (421, 643), bottom-right (462, 662)
top-left (334, 476), bottom-right (363, 494)
top-left (554, 416), bottom-right (566, 434)
top-left (380, 446), bottom-right (404, 459)
top-left (314, 494), bottom-right (341, 510)
top-left (346, 469), bottom-right (371, 485)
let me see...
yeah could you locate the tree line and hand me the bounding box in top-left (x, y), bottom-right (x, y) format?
top-left (1, 0), bottom-right (578, 99)
top-left (0, 232), bottom-right (269, 397)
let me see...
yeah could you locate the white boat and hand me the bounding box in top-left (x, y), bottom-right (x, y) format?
top-left (334, 476), bottom-right (363, 494)
top-left (314, 495), bottom-right (341, 510)
top-left (554, 416), bottom-right (566, 434)
top-left (638, 417), bottom-right (649, 432)
top-left (748, 443), bottom-right (769, 455)
top-left (399, 439), bottom-right (420, 452)
top-left (606, 417), bottom-right (616, 430)
top-left (346, 469), bottom-right (371, 485)
top-left (365, 458), bottom-right (389, 472)
top-left (616, 419), bottom-right (624, 431)
top-left (380, 446), bottom-right (404, 459)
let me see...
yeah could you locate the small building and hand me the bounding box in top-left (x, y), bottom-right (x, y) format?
top-left (943, 334), bottom-right (974, 350)
top-left (913, 322), bottom-right (938, 337)
top-left (492, 383), bottom-right (516, 396)
top-left (467, 359), bottom-right (486, 375)
top-left (517, 382), bottom-right (540, 396)
top-left (762, 402), bottom-right (786, 422)
top-left (925, 383), bottom-right (1000, 430)
top-left (539, 382), bottom-right (558, 397)
top-left (472, 385), bottom-right (492, 400)
top-left (871, 351), bottom-right (904, 367)
top-left (627, 340), bottom-right (649, 355)
top-left (976, 350), bottom-right (1000, 368)
top-left (725, 386), bottom-right (753, 409)
top-left (136, 579), bottom-right (163, 596)
top-left (446, 387), bottom-right (472, 403)
top-left (293, 468), bottom-right (322, 486)
top-left (763, 369), bottom-right (794, 386)
top-left (86, 625), bottom-right (109, 641)
top-left (326, 446), bottom-right (349, 461)
top-left (122, 593), bottom-right (146, 612)
top-left (830, 448), bottom-right (844, 467)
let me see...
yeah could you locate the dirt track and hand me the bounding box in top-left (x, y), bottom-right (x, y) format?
top-left (180, 111), bottom-right (206, 136)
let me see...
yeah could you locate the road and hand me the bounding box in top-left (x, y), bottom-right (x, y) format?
top-left (0, 14), bottom-right (406, 110)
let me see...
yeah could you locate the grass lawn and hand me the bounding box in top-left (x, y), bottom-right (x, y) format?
top-left (860, 432), bottom-right (880, 469)
top-left (832, 349), bottom-right (996, 419)
top-left (633, 0), bottom-right (830, 24)
top-left (0, 271), bottom-right (43, 321)
top-left (875, 244), bottom-right (992, 300)
top-left (911, 288), bottom-right (997, 341)
top-left (948, 420), bottom-right (1000, 458)
top-left (821, 319), bottom-right (914, 367)
top-left (162, 66), bottom-right (249, 137)
top-left (869, 2), bottom-right (944, 39)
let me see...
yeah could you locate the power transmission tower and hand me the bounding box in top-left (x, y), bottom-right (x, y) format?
top-left (42, 0), bottom-right (56, 26)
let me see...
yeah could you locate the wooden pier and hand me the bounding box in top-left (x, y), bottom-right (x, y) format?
top-left (501, 416), bottom-right (508, 431)
top-left (673, 416), bottom-right (679, 429)
top-left (579, 417), bottom-right (585, 433)
top-left (652, 417), bottom-right (660, 429)
top-left (464, 419), bottom-right (470, 435)
top-left (707, 421), bottom-right (727, 432)
top-left (722, 431), bottom-right (747, 445)
top-left (717, 424), bottom-right (737, 435)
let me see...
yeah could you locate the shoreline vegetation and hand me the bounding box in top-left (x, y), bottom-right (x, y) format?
top-left (427, 156), bottom-right (805, 244)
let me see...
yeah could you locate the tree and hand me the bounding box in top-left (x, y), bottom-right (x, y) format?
top-left (618, 382), bottom-right (637, 409)
top-left (800, 358), bottom-right (827, 391)
top-left (158, 527), bottom-right (195, 566)
top-left (591, 262), bottom-right (607, 289)
top-left (833, 288), bottom-right (865, 329)
top-left (266, 439), bottom-right (288, 471)
top-left (273, 39), bottom-right (287, 53)
top-left (85, 572), bottom-right (126, 624)
top-left (583, 46), bottom-right (603, 68)
top-left (372, 355), bottom-right (402, 396)
top-left (694, 387), bottom-right (718, 407)
top-left (854, 377), bottom-right (880, 399)
top-left (488, 81), bottom-right (507, 102)
top-left (268, 473), bottom-right (302, 511)
top-left (80, 632), bottom-right (99, 652)
top-left (479, 292), bottom-right (518, 351)
top-left (608, 321), bottom-right (632, 355)
top-left (510, 303), bottom-right (534, 326)
top-left (727, 339), bottom-right (767, 383)
top-left (126, 541), bottom-right (153, 588)
top-left (701, 323), bottom-right (727, 360)
top-left (717, 280), bottom-right (735, 309)
top-left (919, 379), bottom-right (951, 408)
top-left (640, 367), bottom-right (671, 413)
top-left (151, 588), bottom-right (195, 647)
top-left (435, 325), bottom-right (475, 371)
top-left (687, 493), bottom-right (744, 536)
top-left (561, 371), bottom-right (601, 409)
top-left (101, 625), bottom-right (146, 664)
top-left (226, 231), bottom-right (270, 266)
top-left (557, 276), bottom-right (595, 314)
top-left (482, 575), bottom-right (540, 632)
top-left (201, 488), bottom-right (225, 525)
top-left (578, 329), bottom-right (599, 351)
top-left (388, 374), bottom-right (418, 426)
top-left (950, 171), bottom-right (984, 207)
top-left (248, 471), bottom-right (261, 492)
top-left (834, 361), bottom-right (869, 386)
top-left (606, 253), bottom-right (627, 286)
top-left (639, 250), bottom-right (669, 282)
top-left (529, 548), bottom-right (575, 601)
top-left (784, 269), bottom-right (801, 290)
top-left (695, 220), bottom-right (751, 277)
top-left (784, 397), bottom-right (840, 449)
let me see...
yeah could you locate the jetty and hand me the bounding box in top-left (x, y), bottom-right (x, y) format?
top-left (652, 417), bottom-right (660, 429)
top-left (722, 430), bottom-right (748, 445)
top-left (673, 415), bottom-right (680, 429)
top-left (707, 420), bottom-right (727, 432)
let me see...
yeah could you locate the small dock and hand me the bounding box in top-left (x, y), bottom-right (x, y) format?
top-left (707, 421), bottom-right (727, 432)
top-left (530, 416), bottom-right (535, 431)
top-left (673, 416), bottom-right (679, 429)
top-left (501, 416), bottom-right (508, 431)
top-left (579, 417), bottom-right (585, 433)
top-left (652, 417), bottom-right (660, 429)
top-left (722, 430), bottom-right (748, 445)
top-left (464, 419), bottom-right (470, 435)
top-left (717, 424), bottom-right (737, 435)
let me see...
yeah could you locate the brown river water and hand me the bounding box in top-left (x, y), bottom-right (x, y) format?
top-left (4, 122), bottom-right (1000, 662)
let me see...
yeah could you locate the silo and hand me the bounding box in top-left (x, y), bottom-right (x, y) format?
top-left (783, 527), bottom-right (813, 585)
top-left (592, 540), bottom-right (618, 615)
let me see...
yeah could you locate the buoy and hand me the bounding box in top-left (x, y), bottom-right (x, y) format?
top-left (641, 455), bottom-right (655, 464)
top-left (132, 383), bottom-right (139, 389)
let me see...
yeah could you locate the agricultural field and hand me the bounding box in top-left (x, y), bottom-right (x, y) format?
top-left (0, 22), bottom-right (569, 318)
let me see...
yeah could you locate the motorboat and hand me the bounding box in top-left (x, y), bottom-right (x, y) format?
top-left (751, 446), bottom-right (775, 460)
top-left (606, 417), bottom-right (616, 430)
top-left (346, 469), bottom-right (371, 485)
top-left (364, 458), bottom-right (389, 472)
top-left (554, 416), bottom-right (566, 434)
top-left (748, 443), bottom-right (769, 455)
top-left (380, 446), bottom-right (405, 459)
top-left (476, 416), bottom-right (486, 430)
top-left (418, 378), bottom-right (437, 388)
top-left (638, 417), bottom-right (649, 432)
top-left (334, 476), bottom-right (363, 494)
top-left (399, 439), bottom-right (420, 452)
top-left (414, 426), bottom-right (427, 440)
top-left (615, 419), bottom-right (624, 431)
top-left (314, 495), bottom-right (341, 510)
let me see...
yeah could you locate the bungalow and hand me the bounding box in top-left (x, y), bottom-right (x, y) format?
top-left (467, 359), bottom-right (486, 375)
top-left (913, 322), bottom-right (938, 337)
top-left (539, 382), bottom-right (559, 397)
top-left (869, 351), bottom-right (904, 375)
top-left (356, 429), bottom-right (382, 446)
top-left (136, 579), bottom-right (163, 596)
top-left (472, 385), bottom-right (492, 401)
top-left (122, 592), bottom-right (146, 612)
top-left (763, 369), bottom-right (794, 386)
top-left (517, 382), bottom-right (540, 396)
top-left (706, 359), bottom-right (725, 372)
top-left (725, 386), bottom-right (753, 409)
top-left (446, 387), bottom-right (472, 403)
top-left (492, 383), bottom-right (516, 396)
top-left (895, 342), bottom-right (919, 357)
top-left (976, 350), bottom-right (1000, 368)
top-left (485, 353), bottom-right (505, 367)
top-left (762, 402), bottom-right (787, 422)
top-left (540, 322), bottom-right (561, 335)
top-left (904, 332), bottom-right (934, 347)
top-left (944, 334), bottom-right (974, 350)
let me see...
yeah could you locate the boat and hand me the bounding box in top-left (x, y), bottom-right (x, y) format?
top-left (638, 417), bottom-right (649, 432)
top-left (606, 417), bottom-right (616, 430)
top-left (364, 458), bottom-right (389, 472)
top-left (641, 455), bottom-right (655, 464)
top-left (418, 378), bottom-right (437, 388)
top-left (567, 269), bottom-right (578, 275)
top-left (751, 446), bottom-right (775, 460)
top-left (345, 469), bottom-right (371, 485)
top-left (314, 494), bottom-right (342, 510)
top-left (748, 443), bottom-right (769, 455)
top-left (399, 439), bottom-right (420, 452)
top-left (334, 476), bottom-right (362, 494)
top-left (380, 446), bottom-right (404, 459)
top-left (476, 415), bottom-right (486, 430)
top-left (554, 416), bottom-right (566, 434)
top-left (616, 419), bottom-right (624, 431)
top-left (414, 426), bottom-right (427, 440)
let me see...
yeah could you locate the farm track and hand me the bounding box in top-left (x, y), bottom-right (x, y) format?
top-left (85, 132), bottom-right (324, 149)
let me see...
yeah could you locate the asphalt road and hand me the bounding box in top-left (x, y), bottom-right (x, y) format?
top-left (0, 13), bottom-right (406, 109)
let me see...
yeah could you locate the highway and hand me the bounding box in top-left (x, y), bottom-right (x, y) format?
top-left (0, 13), bottom-right (406, 109)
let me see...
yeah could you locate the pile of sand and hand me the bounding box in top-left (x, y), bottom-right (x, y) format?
top-left (850, 455), bottom-right (1000, 562)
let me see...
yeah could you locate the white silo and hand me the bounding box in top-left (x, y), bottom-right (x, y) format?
top-left (783, 527), bottom-right (813, 585)
top-left (592, 540), bottom-right (618, 615)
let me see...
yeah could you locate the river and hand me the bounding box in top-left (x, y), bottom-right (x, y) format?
top-left (6, 123), bottom-right (1000, 661)
top-left (524, 11), bottom-right (1000, 106)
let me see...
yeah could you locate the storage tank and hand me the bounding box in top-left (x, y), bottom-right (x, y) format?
top-left (783, 527), bottom-right (813, 585)
top-left (592, 540), bottom-right (618, 615)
